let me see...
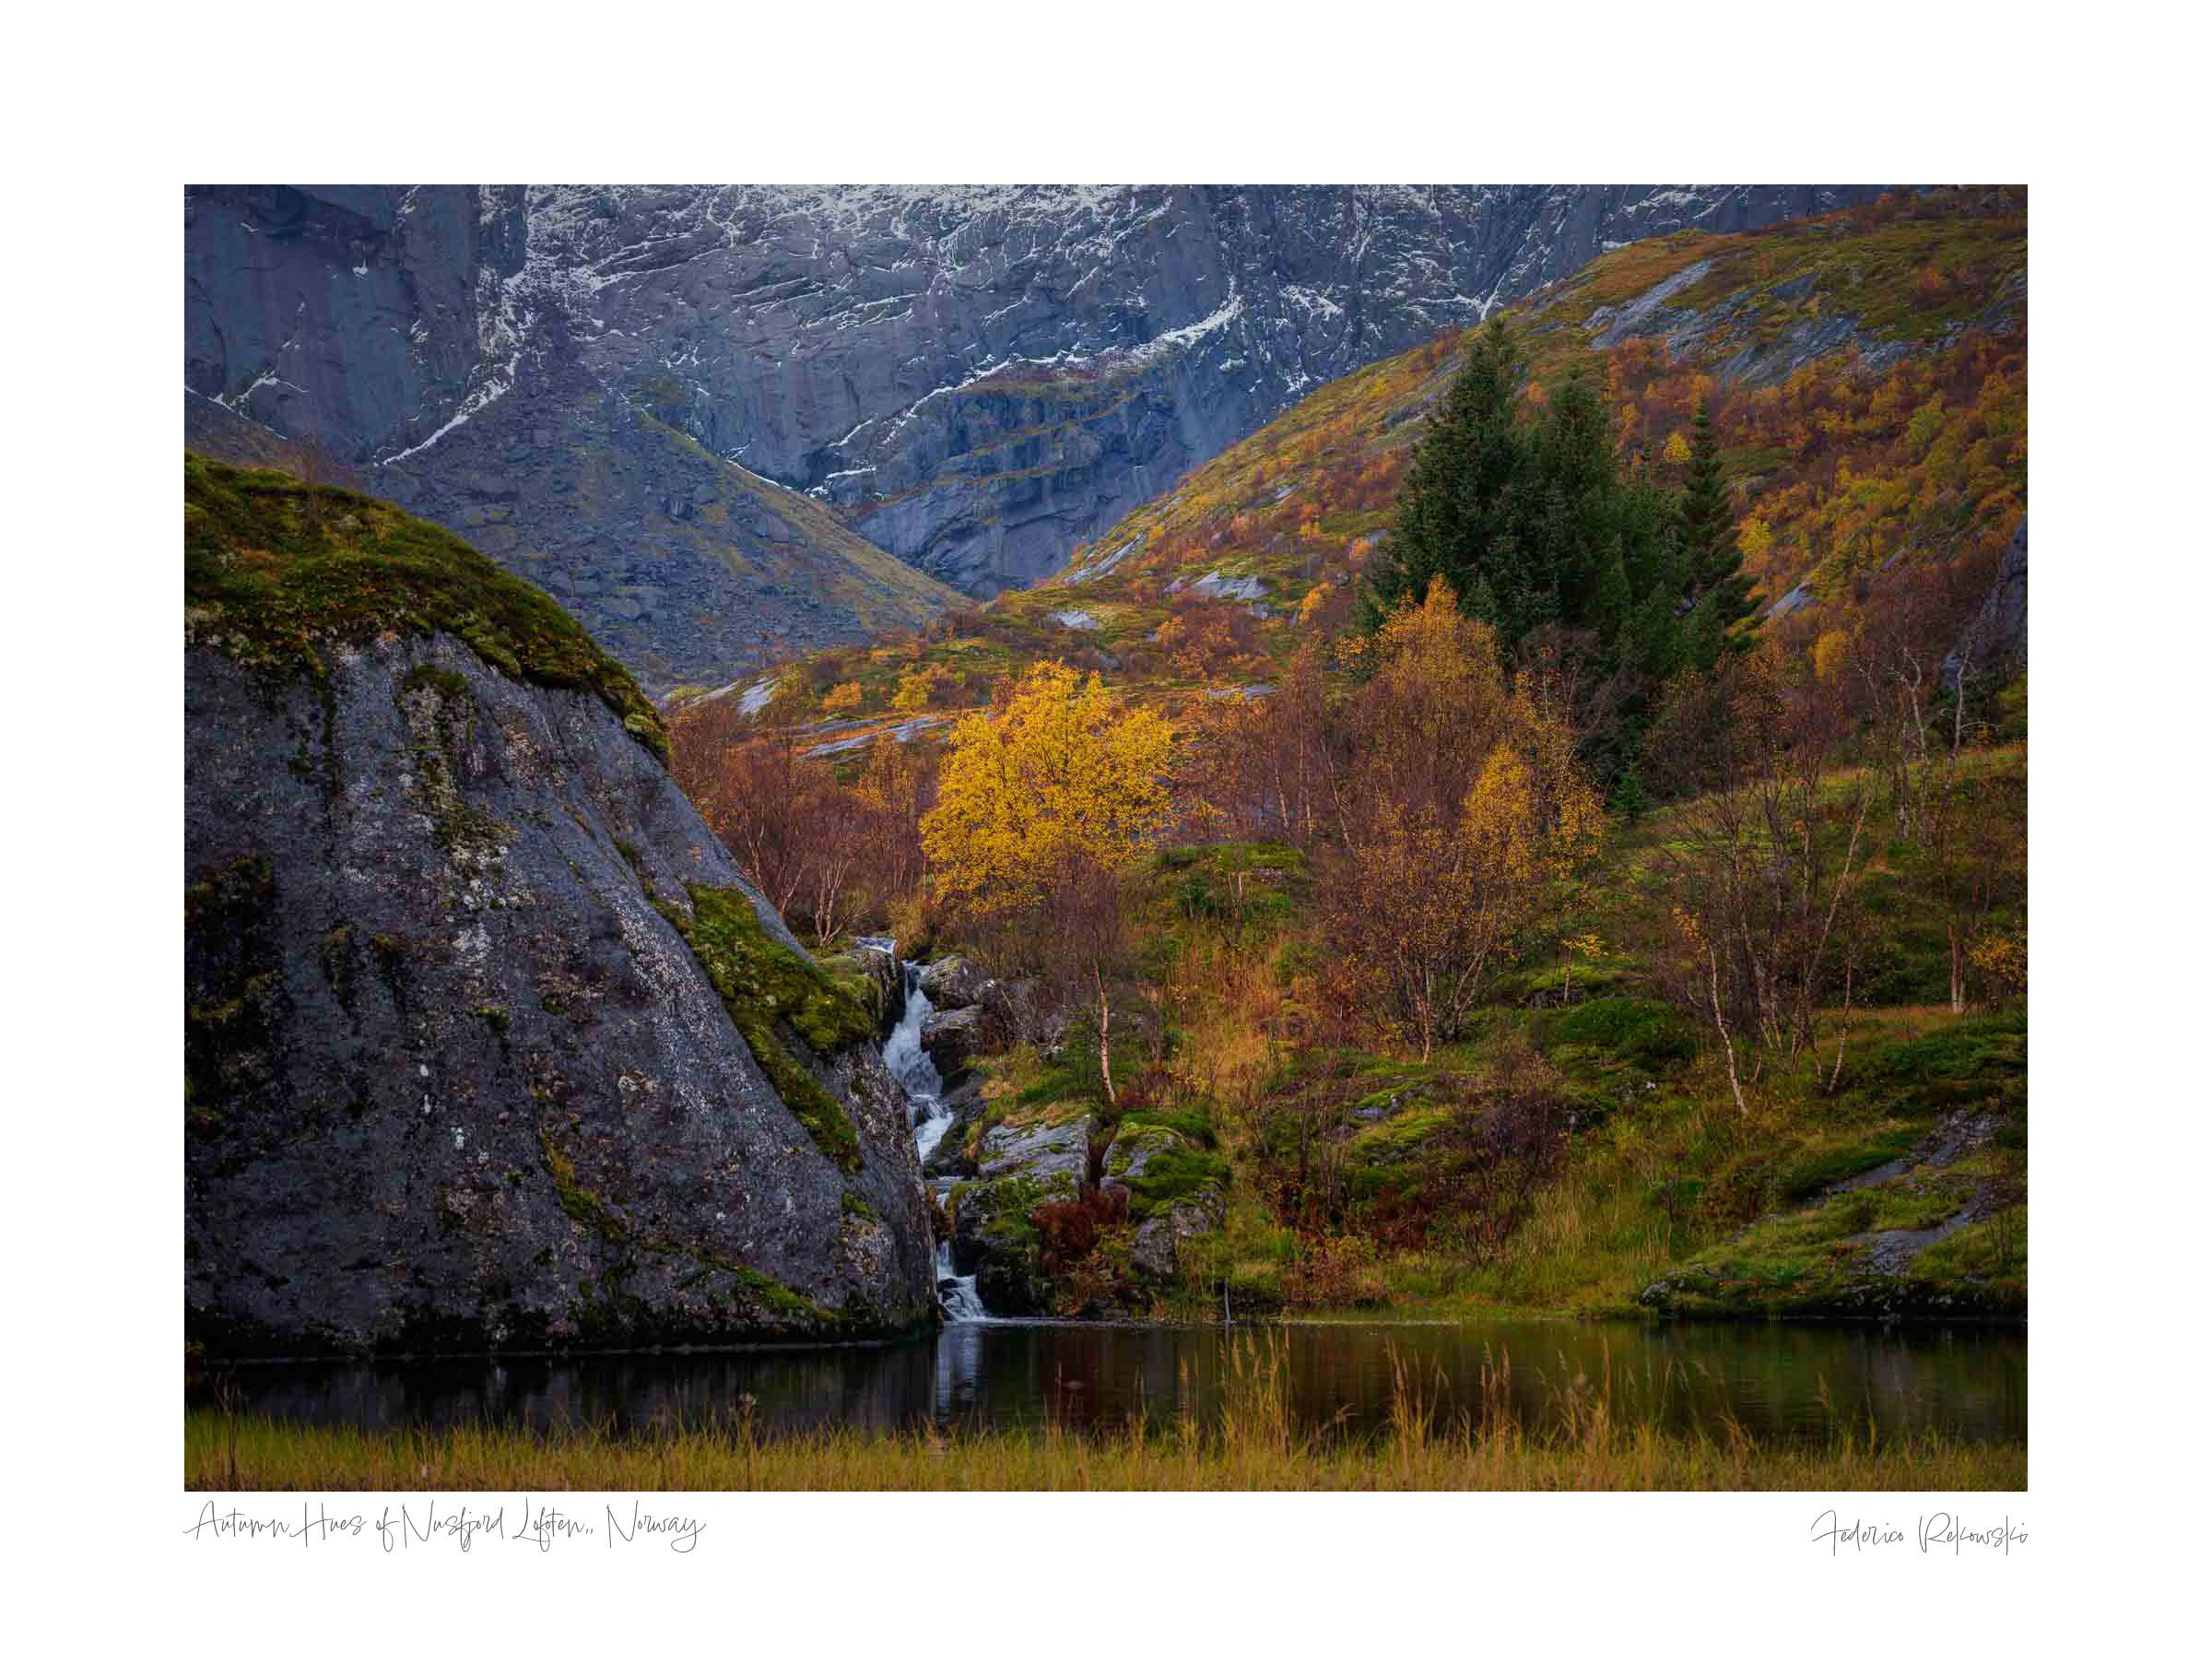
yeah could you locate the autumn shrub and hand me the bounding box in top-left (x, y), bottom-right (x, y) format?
top-left (669, 726), bottom-right (927, 945)
top-left (1031, 1188), bottom-right (1147, 1315)
top-left (1315, 583), bottom-right (1604, 1060)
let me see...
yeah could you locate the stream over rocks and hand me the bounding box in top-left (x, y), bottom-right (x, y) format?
top-left (865, 939), bottom-right (987, 1321)
top-left (186, 947), bottom-right (2027, 1448)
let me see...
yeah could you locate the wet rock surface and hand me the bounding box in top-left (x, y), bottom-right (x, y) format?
top-left (920, 1005), bottom-right (986, 1077)
top-left (947, 1114), bottom-right (1094, 1315)
top-left (851, 940), bottom-right (908, 1033)
top-left (918, 953), bottom-right (995, 1012)
top-left (920, 1071), bottom-right (988, 1176)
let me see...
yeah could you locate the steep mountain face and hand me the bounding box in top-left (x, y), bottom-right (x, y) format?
top-left (183, 187), bottom-right (964, 700)
top-left (683, 187), bottom-right (2023, 746)
top-left (184, 458), bottom-right (935, 1353)
top-left (185, 184), bottom-right (1891, 689)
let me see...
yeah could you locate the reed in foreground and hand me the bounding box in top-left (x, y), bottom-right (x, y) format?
top-left (188, 1415), bottom-right (2024, 1493)
top-left (189, 1338), bottom-right (2022, 1491)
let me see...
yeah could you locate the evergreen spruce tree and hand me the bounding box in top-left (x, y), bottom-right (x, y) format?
top-left (1676, 399), bottom-right (1758, 661)
top-left (1363, 330), bottom-right (1764, 793)
top-left (1365, 316), bottom-right (1526, 625)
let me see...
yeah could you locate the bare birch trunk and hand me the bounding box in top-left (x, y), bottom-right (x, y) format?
top-left (1709, 944), bottom-right (1749, 1121)
top-left (1095, 965), bottom-right (1117, 1105)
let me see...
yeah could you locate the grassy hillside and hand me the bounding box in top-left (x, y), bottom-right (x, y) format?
top-left (890, 728), bottom-right (2022, 1324)
top-left (1136, 756), bottom-right (2025, 1319)
top-left (665, 191), bottom-right (2029, 1323)
top-left (188, 391), bottom-right (971, 702)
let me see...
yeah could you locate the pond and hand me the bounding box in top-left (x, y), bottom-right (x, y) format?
top-left (188, 1316), bottom-right (2025, 1446)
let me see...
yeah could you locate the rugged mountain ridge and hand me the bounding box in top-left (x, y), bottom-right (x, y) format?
top-left (184, 457), bottom-right (935, 1353)
top-left (683, 188), bottom-right (2024, 747)
top-left (186, 184), bottom-right (1894, 690)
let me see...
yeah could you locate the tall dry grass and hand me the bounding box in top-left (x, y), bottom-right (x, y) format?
top-left (186, 1333), bottom-right (2021, 1493)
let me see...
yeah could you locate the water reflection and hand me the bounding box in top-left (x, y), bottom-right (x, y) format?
top-left (191, 1318), bottom-right (2024, 1446)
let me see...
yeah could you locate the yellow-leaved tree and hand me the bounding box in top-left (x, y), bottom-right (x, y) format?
top-left (1323, 581), bottom-right (1606, 1061)
top-left (921, 660), bottom-right (1174, 1100)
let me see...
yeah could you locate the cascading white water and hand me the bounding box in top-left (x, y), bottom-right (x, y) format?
top-left (867, 939), bottom-right (987, 1322)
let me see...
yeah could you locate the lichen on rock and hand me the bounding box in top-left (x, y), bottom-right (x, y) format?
top-left (184, 463), bottom-right (934, 1354)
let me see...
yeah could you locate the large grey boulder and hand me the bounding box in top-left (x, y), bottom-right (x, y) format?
top-left (1100, 1125), bottom-right (1229, 1285)
top-left (978, 1113), bottom-right (1095, 1185)
top-left (948, 1112), bottom-right (1095, 1313)
top-left (1131, 1194), bottom-right (1227, 1284)
top-left (1100, 1126), bottom-right (1182, 1197)
top-left (920, 1004), bottom-right (986, 1077)
top-left (919, 953), bottom-right (995, 1012)
top-left (184, 464), bottom-right (935, 1354)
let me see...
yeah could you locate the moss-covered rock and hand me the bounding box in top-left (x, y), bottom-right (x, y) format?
top-left (184, 454), bottom-right (667, 760)
top-left (1102, 1123), bottom-right (1230, 1223)
top-left (185, 474), bottom-right (935, 1353)
top-left (1641, 1107), bottom-right (2024, 1318)
top-left (654, 885), bottom-right (876, 1172)
top-left (1097, 1120), bottom-right (1230, 1284)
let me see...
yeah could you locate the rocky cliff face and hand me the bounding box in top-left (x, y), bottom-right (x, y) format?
top-left (1943, 518), bottom-right (2028, 690)
top-left (184, 457), bottom-right (935, 1353)
top-left (185, 184), bottom-right (1892, 688)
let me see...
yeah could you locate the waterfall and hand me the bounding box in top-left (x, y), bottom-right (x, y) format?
top-left (867, 940), bottom-right (987, 1322)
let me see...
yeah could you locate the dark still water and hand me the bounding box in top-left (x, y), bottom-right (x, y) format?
top-left (190, 1318), bottom-right (2024, 1446)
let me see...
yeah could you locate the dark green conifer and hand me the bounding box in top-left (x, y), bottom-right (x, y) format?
top-left (1676, 399), bottom-right (1758, 660)
top-left (1365, 315), bottom-right (1526, 624)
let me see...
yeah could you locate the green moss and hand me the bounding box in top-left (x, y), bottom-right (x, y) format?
top-left (1909, 1204), bottom-right (2027, 1290)
top-left (1653, 1162), bottom-right (2010, 1315)
top-left (1832, 1009), bottom-right (2027, 1120)
top-left (674, 1250), bottom-right (832, 1325)
top-left (980, 1177), bottom-right (1053, 1249)
top-left (1346, 1104), bottom-right (1453, 1164)
top-left (1542, 998), bottom-right (1698, 1068)
top-left (995, 1056), bottom-right (1094, 1118)
top-left (184, 855), bottom-right (283, 1128)
top-left (541, 1133), bottom-right (843, 1331)
top-left (183, 454), bottom-right (667, 761)
top-left (394, 661), bottom-right (507, 858)
top-left (399, 663), bottom-right (472, 703)
top-left (841, 1190), bottom-right (881, 1226)
top-left (1124, 1144), bottom-right (1230, 1222)
top-left (541, 1136), bottom-right (628, 1243)
top-left (656, 884), bottom-right (870, 1171)
top-left (1773, 1126), bottom-right (1926, 1202)
top-left (1112, 1104), bottom-right (1218, 1148)
top-left (816, 952), bottom-right (886, 1026)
